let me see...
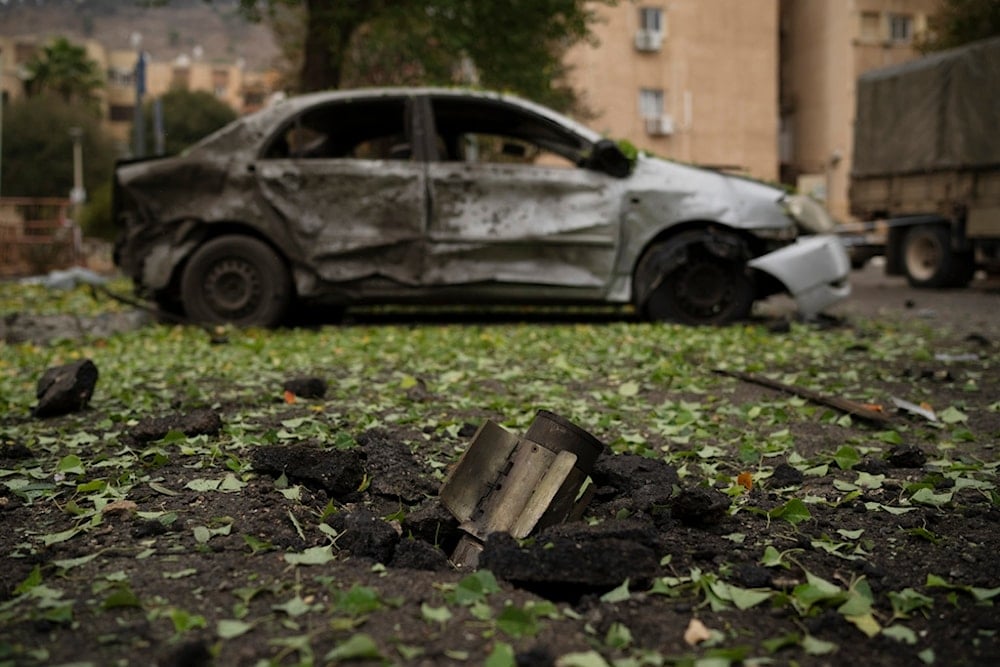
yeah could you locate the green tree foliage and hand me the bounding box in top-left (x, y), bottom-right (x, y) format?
top-left (0, 95), bottom-right (118, 201)
top-left (232, 0), bottom-right (611, 112)
top-left (917, 0), bottom-right (1000, 52)
top-left (23, 36), bottom-right (104, 106)
top-left (145, 89), bottom-right (239, 156)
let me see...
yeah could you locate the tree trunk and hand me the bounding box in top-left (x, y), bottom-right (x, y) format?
top-left (299, 0), bottom-right (371, 92)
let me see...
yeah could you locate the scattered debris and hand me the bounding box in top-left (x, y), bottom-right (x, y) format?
top-left (934, 352), bottom-right (979, 363)
top-left (325, 507), bottom-right (399, 563)
top-left (440, 410), bottom-right (605, 568)
top-left (390, 539), bottom-right (451, 571)
top-left (358, 431), bottom-right (438, 504)
top-left (887, 444), bottom-right (927, 468)
top-left (591, 452), bottom-right (678, 512)
top-left (2, 311), bottom-right (150, 345)
top-left (19, 267), bottom-right (108, 290)
top-left (965, 333), bottom-right (992, 347)
top-left (853, 456), bottom-right (890, 476)
top-left (33, 359), bottom-right (99, 418)
top-left (890, 396), bottom-right (938, 422)
top-left (669, 487), bottom-right (730, 527)
top-left (282, 376), bottom-right (327, 399)
top-left (0, 443), bottom-right (33, 461)
top-left (683, 618), bottom-right (713, 646)
top-left (769, 463), bottom-right (804, 488)
top-left (126, 408), bottom-right (223, 444)
top-left (251, 444), bottom-right (365, 498)
top-left (714, 368), bottom-right (893, 424)
top-left (479, 519), bottom-right (661, 600)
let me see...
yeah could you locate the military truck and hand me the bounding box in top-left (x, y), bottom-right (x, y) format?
top-left (849, 36), bottom-right (1000, 287)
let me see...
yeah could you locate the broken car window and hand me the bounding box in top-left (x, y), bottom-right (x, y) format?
top-left (263, 98), bottom-right (409, 161)
top-left (429, 97), bottom-right (588, 168)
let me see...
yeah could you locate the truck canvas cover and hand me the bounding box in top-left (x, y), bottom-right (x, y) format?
top-left (853, 36), bottom-right (1000, 177)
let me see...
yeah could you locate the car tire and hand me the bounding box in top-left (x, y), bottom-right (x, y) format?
top-left (181, 235), bottom-right (291, 327)
top-left (902, 225), bottom-right (972, 288)
top-left (635, 234), bottom-right (754, 325)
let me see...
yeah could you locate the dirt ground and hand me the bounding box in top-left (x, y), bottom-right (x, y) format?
top-left (1, 262), bottom-right (998, 667)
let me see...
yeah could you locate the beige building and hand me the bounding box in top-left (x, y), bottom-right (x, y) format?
top-left (566, 0), bottom-right (781, 181)
top-left (780, 0), bottom-right (938, 221)
top-left (566, 0), bottom-right (939, 221)
top-left (0, 35), bottom-right (278, 149)
top-left (101, 48), bottom-right (268, 145)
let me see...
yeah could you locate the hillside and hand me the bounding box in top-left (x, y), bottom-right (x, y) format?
top-left (0, 0), bottom-right (280, 70)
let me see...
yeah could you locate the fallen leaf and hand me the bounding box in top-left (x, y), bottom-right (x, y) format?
top-left (737, 471), bottom-right (753, 491)
top-left (101, 500), bottom-right (138, 515)
top-left (284, 390), bottom-right (296, 404)
top-left (683, 617), bottom-right (712, 645)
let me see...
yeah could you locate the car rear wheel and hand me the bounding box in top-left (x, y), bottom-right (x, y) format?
top-left (635, 234), bottom-right (754, 325)
top-left (181, 235), bottom-right (291, 327)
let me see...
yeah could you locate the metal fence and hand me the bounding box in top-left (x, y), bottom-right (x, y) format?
top-left (0, 198), bottom-right (78, 278)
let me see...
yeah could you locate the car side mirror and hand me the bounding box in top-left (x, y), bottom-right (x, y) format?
top-left (589, 139), bottom-right (632, 178)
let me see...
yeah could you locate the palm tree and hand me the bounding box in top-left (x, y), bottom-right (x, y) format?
top-left (24, 37), bottom-right (104, 106)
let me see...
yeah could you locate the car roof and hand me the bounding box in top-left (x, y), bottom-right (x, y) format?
top-left (253, 87), bottom-right (603, 144)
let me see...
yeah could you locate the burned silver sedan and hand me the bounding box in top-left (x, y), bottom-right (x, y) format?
top-left (114, 87), bottom-right (850, 326)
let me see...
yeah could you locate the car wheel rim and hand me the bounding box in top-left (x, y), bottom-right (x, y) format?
top-left (204, 259), bottom-right (261, 318)
top-left (905, 235), bottom-right (940, 281)
top-left (675, 261), bottom-right (732, 317)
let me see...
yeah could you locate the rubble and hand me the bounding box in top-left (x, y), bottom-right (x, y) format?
top-left (33, 359), bottom-right (99, 418)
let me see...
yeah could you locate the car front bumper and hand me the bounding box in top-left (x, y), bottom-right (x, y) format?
top-left (748, 234), bottom-right (851, 317)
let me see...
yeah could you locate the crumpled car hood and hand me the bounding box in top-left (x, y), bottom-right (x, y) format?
top-left (626, 154), bottom-right (791, 232)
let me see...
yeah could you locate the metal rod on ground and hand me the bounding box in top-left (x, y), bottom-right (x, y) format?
top-left (714, 368), bottom-right (893, 424)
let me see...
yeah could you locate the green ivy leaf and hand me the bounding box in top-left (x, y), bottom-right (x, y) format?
top-left (769, 498), bottom-right (812, 525)
top-left (600, 578), bottom-right (631, 603)
top-left (324, 633), bottom-right (382, 662)
top-left (832, 446), bottom-right (860, 470)
top-left (217, 619), bottom-right (253, 639)
top-left (284, 545), bottom-right (335, 566)
top-left (938, 406), bottom-right (968, 424)
top-left (484, 642), bottom-right (516, 667)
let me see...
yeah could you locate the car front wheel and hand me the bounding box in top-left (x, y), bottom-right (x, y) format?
top-left (635, 234), bottom-right (754, 325)
top-left (181, 235), bottom-right (291, 327)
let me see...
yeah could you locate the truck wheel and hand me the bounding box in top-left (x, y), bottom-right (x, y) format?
top-left (902, 225), bottom-right (970, 288)
top-left (181, 235), bottom-right (291, 327)
top-left (635, 235), bottom-right (754, 325)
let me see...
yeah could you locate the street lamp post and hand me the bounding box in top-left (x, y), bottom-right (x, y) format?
top-left (69, 126), bottom-right (85, 265)
top-left (131, 32), bottom-right (146, 158)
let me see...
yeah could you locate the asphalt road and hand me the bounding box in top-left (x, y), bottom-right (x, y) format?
top-left (760, 258), bottom-right (1000, 339)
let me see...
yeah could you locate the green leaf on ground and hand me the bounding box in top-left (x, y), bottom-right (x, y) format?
top-left (769, 498), bottom-right (812, 525)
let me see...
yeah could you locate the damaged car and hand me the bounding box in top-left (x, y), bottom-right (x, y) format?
top-left (113, 87), bottom-right (850, 326)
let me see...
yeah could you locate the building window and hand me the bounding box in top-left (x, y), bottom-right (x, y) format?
top-left (859, 12), bottom-right (881, 42)
top-left (889, 13), bottom-right (913, 42)
top-left (107, 67), bottom-right (135, 87)
top-left (172, 66), bottom-right (190, 89)
top-left (15, 42), bottom-right (36, 64)
top-left (109, 105), bottom-right (134, 122)
top-left (639, 88), bottom-right (664, 119)
top-left (639, 7), bottom-right (663, 34)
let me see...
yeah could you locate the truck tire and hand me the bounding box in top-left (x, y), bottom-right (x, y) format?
top-left (902, 225), bottom-right (971, 288)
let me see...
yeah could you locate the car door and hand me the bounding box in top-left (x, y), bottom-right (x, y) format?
top-left (423, 95), bottom-right (622, 299)
top-left (254, 95), bottom-right (427, 289)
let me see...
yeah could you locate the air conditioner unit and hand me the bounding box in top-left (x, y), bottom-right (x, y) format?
top-left (634, 29), bottom-right (663, 52)
top-left (645, 114), bottom-right (675, 136)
